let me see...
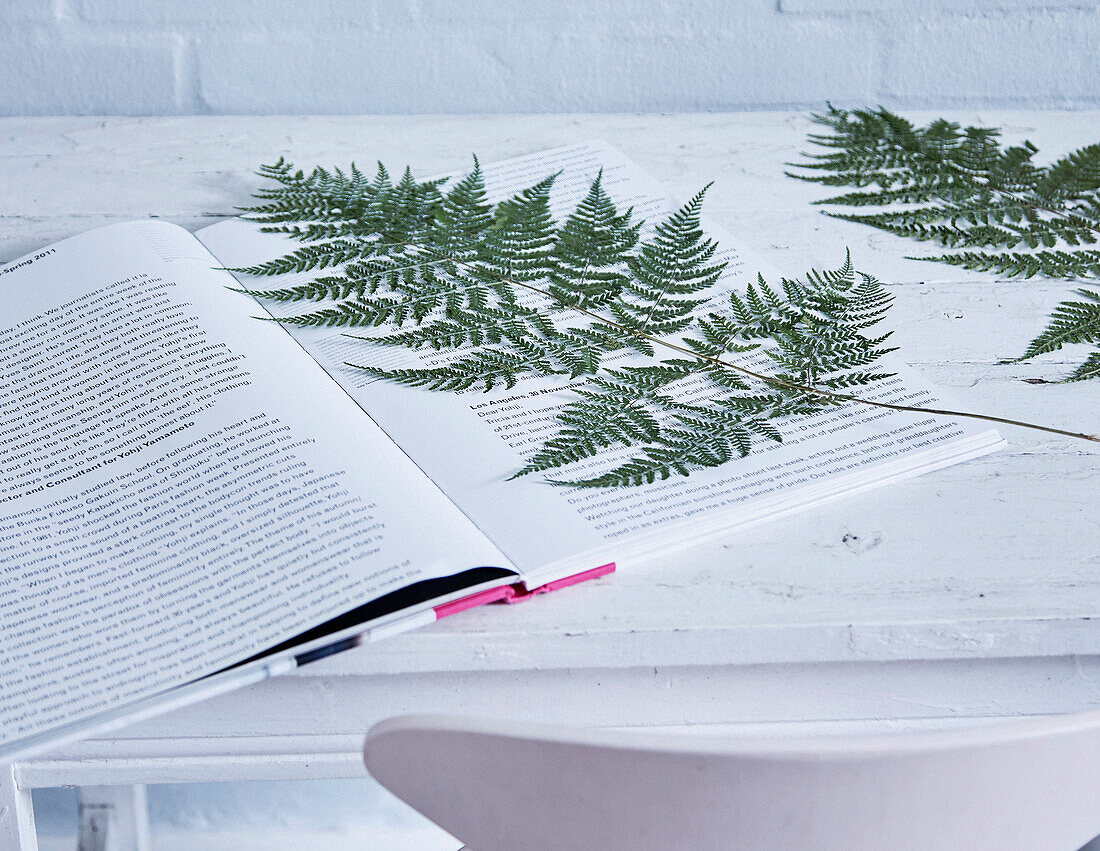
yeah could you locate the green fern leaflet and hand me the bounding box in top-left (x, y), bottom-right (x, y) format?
top-left (1008, 288), bottom-right (1100, 382)
top-left (789, 106), bottom-right (1100, 381)
top-left (237, 156), bottom-right (897, 486)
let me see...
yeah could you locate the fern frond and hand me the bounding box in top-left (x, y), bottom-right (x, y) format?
top-left (510, 398), bottom-right (662, 477)
top-left (233, 240), bottom-right (373, 275)
top-left (353, 346), bottom-right (560, 392)
top-left (551, 428), bottom-right (743, 488)
top-left (790, 106), bottom-right (1100, 283)
top-left (272, 299), bottom-right (411, 328)
top-left (918, 249), bottom-right (1100, 279)
top-left (791, 107), bottom-right (1100, 380)
top-left (527, 256), bottom-right (894, 486)
top-left (241, 154), bottom-right (900, 485)
top-left (433, 157), bottom-right (493, 257)
top-left (1068, 351), bottom-right (1100, 382)
top-left (476, 174), bottom-right (558, 284)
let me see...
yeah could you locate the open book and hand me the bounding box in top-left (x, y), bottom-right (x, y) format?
top-left (0, 142), bottom-right (1003, 763)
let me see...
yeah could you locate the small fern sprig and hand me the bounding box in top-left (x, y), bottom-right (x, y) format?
top-left (789, 105), bottom-right (1100, 381)
top-left (1007, 288), bottom-right (1100, 382)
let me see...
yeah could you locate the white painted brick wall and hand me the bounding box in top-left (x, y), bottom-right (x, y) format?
top-left (2, 0), bottom-right (1098, 115)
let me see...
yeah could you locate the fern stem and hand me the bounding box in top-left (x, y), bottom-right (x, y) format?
top-left (530, 291), bottom-right (1100, 442)
top-left (624, 333), bottom-right (1100, 443)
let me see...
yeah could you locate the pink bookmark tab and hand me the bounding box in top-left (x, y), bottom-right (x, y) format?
top-left (432, 563), bottom-right (615, 620)
top-left (434, 584), bottom-right (516, 620)
top-left (503, 562), bottom-right (616, 604)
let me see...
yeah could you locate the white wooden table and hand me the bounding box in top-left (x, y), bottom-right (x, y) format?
top-left (2, 111), bottom-right (1099, 850)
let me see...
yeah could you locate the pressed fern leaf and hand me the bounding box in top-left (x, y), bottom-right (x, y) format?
top-left (240, 155), bottom-right (899, 486)
top-left (789, 105), bottom-right (1100, 380)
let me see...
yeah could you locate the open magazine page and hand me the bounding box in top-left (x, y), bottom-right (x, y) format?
top-left (199, 142), bottom-right (1001, 580)
top-left (0, 222), bottom-right (511, 753)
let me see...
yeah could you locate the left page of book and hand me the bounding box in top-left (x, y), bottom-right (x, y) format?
top-left (0, 221), bottom-right (512, 756)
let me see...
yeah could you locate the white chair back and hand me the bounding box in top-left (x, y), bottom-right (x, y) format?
top-left (364, 710), bottom-right (1100, 851)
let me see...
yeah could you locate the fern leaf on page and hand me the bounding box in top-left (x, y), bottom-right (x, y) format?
top-left (238, 155), bottom-right (898, 485)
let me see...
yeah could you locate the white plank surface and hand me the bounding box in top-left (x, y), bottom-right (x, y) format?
top-left (3, 112), bottom-right (1099, 759)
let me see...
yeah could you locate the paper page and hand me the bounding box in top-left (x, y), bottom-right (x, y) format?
top-left (0, 222), bottom-right (512, 751)
top-left (199, 142), bottom-right (1001, 579)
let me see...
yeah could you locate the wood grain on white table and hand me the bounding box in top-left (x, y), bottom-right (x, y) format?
top-left (3, 113), bottom-right (1099, 791)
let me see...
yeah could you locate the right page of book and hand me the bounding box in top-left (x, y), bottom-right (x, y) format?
top-left (0, 220), bottom-right (515, 759)
top-left (199, 142), bottom-right (1003, 581)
